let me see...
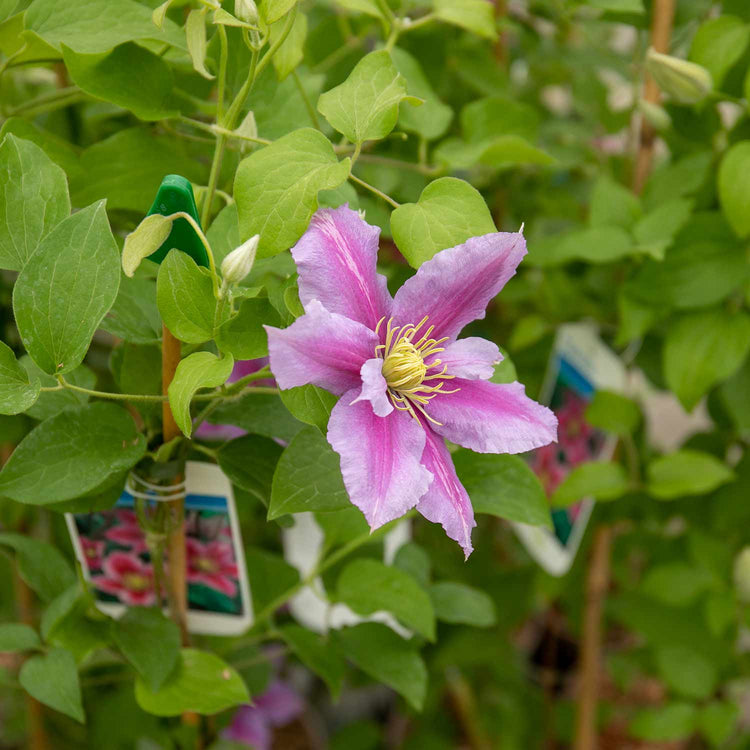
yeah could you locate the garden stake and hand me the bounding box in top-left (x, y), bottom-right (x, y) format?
top-left (632, 0), bottom-right (676, 194)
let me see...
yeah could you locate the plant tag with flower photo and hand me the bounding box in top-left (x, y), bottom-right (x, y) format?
top-left (513, 324), bottom-right (627, 576)
top-left (66, 461), bottom-right (253, 635)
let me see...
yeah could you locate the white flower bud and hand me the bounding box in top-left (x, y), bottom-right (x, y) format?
top-left (235, 0), bottom-right (258, 25)
top-left (638, 99), bottom-right (672, 132)
top-left (221, 235), bottom-right (258, 286)
top-left (645, 48), bottom-right (713, 105)
top-left (734, 547), bottom-right (750, 604)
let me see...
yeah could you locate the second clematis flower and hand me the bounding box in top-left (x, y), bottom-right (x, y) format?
top-left (265, 205), bottom-right (557, 558)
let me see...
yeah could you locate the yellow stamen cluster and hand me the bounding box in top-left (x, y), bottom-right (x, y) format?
top-left (376, 315), bottom-right (459, 425)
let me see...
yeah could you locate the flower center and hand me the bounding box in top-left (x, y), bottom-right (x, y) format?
top-left (122, 572), bottom-right (150, 592)
top-left (375, 315), bottom-right (460, 425)
top-left (195, 556), bottom-right (219, 573)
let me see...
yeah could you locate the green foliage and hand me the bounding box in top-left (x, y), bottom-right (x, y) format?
top-left (134, 649), bottom-right (249, 716)
top-left (19, 648), bottom-right (85, 723)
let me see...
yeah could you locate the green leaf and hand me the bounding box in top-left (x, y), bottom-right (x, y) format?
top-left (279, 624), bottom-right (345, 699)
top-left (217, 434), bottom-right (283, 506)
top-left (21, 359), bottom-right (95, 422)
top-left (268, 425), bottom-right (349, 518)
top-left (552, 462), bottom-right (630, 506)
top-left (234, 128), bottom-right (350, 258)
top-left (588, 0), bottom-right (643, 12)
top-left (101, 276), bottom-right (161, 344)
top-left (216, 297), bottom-right (280, 359)
top-left (157, 250), bottom-right (221, 344)
top-left (584, 391), bottom-right (640, 435)
top-left (698, 701), bottom-right (739, 747)
top-left (122, 215), bottom-right (172, 278)
top-left (589, 176), bottom-right (641, 230)
top-left (664, 310), bottom-right (750, 411)
top-left (0, 341), bottom-right (40, 415)
top-left (261, 0), bottom-right (297, 24)
top-left (453, 450), bottom-right (551, 527)
top-left (720, 355), bottom-right (750, 435)
top-left (318, 50), bottom-right (420, 145)
top-left (393, 543), bottom-right (431, 587)
top-left (719, 140), bottom-right (750, 238)
top-left (647, 450), bottom-right (734, 500)
top-left (70, 128), bottom-right (206, 214)
top-left (0, 134), bottom-right (69, 271)
top-left (243, 547), bottom-right (299, 612)
top-left (209, 392), bottom-right (304, 441)
top-left (434, 134), bottom-right (554, 170)
top-left (428, 582), bottom-right (496, 627)
top-left (630, 703), bottom-right (697, 742)
top-left (632, 198), bottom-right (693, 260)
top-left (19, 648), bottom-right (84, 722)
top-left (460, 95), bottom-right (539, 144)
top-left (0, 623), bottom-right (41, 652)
top-left (391, 47), bottom-right (452, 141)
top-left (334, 623), bottom-right (427, 710)
top-left (186, 8), bottom-right (213, 80)
top-left (112, 607), bottom-right (181, 692)
top-left (25, 0), bottom-right (185, 54)
top-left (690, 15), bottom-right (750, 89)
top-left (391, 177), bottom-right (495, 268)
top-left (337, 559), bottom-right (436, 640)
top-left (278, 385), bottom-right (336, 432)
top-left (529, 226), bottom-right (633, 267)
top-left (0, 402), bottom-right (146, 505)
top-left (135, 648), bottom-right (249, 717)
top-left (13, 201), bottom-right (119, 375)
top-left (655, 645), bottom-right (718, 700)
top-left (270, 12), bottom-right (307, 81)
top-left (432, 0), bottom-right (496, 39)
top-left (0, 533), bottom-right (75, 601)
top-left (333, 0), bottom-right (382, 18)
top-left (62, 42), bottom-right (178, 120)
top-left (167, 352), bottom-right (235, 437)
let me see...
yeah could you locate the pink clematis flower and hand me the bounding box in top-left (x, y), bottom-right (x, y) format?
top-left (186, 537), bottom-right (239, 597)
top-left (265, 206), bottom-right (557, 557)
top-left (92, 551), bottom-right (156, 606)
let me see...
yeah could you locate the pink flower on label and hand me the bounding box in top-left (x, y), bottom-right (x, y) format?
top-left (80, 538), bottom-right (105, 571)
top-left (556, 390), bottom-right (596, 465)
top-left (104, 510), bottom-right (147, 554)
top-left (92, 551), bottom-right (156, 606)
top-left (266, 205), bottom-right (557, 558)
top-left (531, 443), bottom-right (568, 495)
top-left (186, 537), bottom-right (239, 597)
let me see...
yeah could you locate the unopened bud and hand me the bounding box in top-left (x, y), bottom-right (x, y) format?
top-left (235, 0), bottom-right (258, 25)
top-left (734, 547), bottom-right (750, 604)
top-left (221, 235), bottom-right (259, 286)
top-left (638, 99), bottom-right (672, 131)
top-left (645, 48), bottom-right (713, 105)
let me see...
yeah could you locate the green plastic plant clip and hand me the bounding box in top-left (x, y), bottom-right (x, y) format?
top-left (146, 174), bottom-right (209, 269)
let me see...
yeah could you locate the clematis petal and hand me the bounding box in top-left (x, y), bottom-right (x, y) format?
top-left (416, 426), bottom-right (476, 559)
top-left (427, 337), bottom-right (502, 380)
top-left (427, 378), bottom-right (557, 454)
top-left (350, 358), bottom-right (393, 417)
top-left (391, 231), bottom-right (526, 341)
top-left (328, 390), bottom-right (432, 529)
top-left (265, 300), bottom-right (378, 395)
top-left (292, 205), bottom-right (392, 331)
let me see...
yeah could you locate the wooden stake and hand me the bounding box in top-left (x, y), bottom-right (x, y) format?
top-left (162, 324), bottom-right (189, 644)
top-left (573, 525), bottom-right (613, 750)
top-left (632, 0), bottom-right (677, 194)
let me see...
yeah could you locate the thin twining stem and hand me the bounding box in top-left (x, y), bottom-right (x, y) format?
top-left (38, 369), bottom-right (276, 404)
top-left (349, 172), bottom-right (400, 208)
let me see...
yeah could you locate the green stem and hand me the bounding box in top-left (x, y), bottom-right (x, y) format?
top-left (200, 135), bottom-right (227, 230)
top-left (349, 172), bottom-right (400, 208)
top-left (223, 47), bottom-right (260, 129)
top-left (254, 4), bottom-right (298, 81)
top-left (293, 69), bottom-right (321, 129)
